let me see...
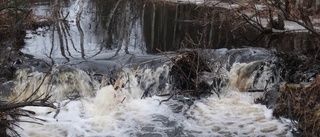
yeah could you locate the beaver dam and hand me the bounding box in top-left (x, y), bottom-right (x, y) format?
top-left (1, 0), bottom-right (320, 136)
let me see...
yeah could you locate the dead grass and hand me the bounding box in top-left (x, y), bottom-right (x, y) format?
top-left (274, 76), bottom-right (320, 136)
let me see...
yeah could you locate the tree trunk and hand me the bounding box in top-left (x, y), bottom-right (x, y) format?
top-left (151, 4), bottom-right (155, 52)
top-left (124, 1), bottom-right (130, 54)
top-left (172, 5), bottom-right (178, 48)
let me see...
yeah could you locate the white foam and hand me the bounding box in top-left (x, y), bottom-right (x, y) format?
top-left (13, 62), bottom-right (292, 136)
top-left (183, 90), bottom-right (291, 136)
top-left (15, 86), bottom-right (292, 137)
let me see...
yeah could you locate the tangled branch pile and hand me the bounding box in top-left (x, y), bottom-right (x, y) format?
top-left (273, 76), bottom-right (320, 136)
top-left (170, 50), bottom-right (213, 98)
top-left (0, 0), bottom-right (43, 82)
top-left (0, 0), bottom-right (29, 46)
top-left (0, 94), bottom-right (55, 136)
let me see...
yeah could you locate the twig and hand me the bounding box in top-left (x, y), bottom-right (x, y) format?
top-left (53, 103), bottom-right (60, 119)
top-left (236, 10), bottom-right (265, 32)
top-left (25, 71), bottom-right (52, 102)
top-left (159, 93), bottom-right (174, 105)
top-left (121, 97), bottom-right (126, 103)
top-left (4, 124), bottom-right (21, 137)
top-left (16, 113), bottom-right (47, 122)
top-left (138, 56), bottom-right (175, 66)
top-left (156, 48), bottom-right (189, 83)
top-left (270, 0), bottom-right (320, 37)
top-left (76, 0), bottom-right (83, 23)
top-left (141, 82), bottom-right (156, 99)
top-left (0, 101), bottom-right (56, 112)
top-left (63, 12), bottom-right (69, 21)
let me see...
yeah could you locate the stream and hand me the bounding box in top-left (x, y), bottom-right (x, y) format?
top-left (2, 0), bottom-right (298, 136)
top-left (11, 48), bottom-right (293, 137)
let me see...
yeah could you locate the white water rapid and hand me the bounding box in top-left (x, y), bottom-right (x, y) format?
top-left (8, 59), bottom-right (292, 137)
top-left (8, 1), bottom-right (294, 136)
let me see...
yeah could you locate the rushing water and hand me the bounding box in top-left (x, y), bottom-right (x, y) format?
top-left (6, 48), bottom-right (293, 137)
top-left (2, 0), bottom-right (296, 136)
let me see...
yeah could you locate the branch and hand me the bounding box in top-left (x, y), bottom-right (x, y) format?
top-left (285, 18), bottom-right (320, 37)
top-left (76, 0), bottom-right (83, 22)
top-left (156, 48), bottom-right (189, 82)
top-left (271, 0), bottom-right (320, 37)
top-left (0, 100), bottom-right (56, 112)
top-left (0, 6), bottom-right (28, 13)
top-left (235, 10), bottom-right (266, 32)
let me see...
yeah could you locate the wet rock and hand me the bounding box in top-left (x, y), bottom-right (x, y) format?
top-left (264, 88), bottom-right (280, 109)
top-left (260, 125), bottom-right (278, 133)
top-left (0, 81), bottom-right (14, 97)
top-left (153, 115), bottom-right (177, 127)
top-left (212, 126), bottom-right (221, 132)
top-left (217, 131), bottom-right (235, 136)
top-left (165, 128), bottom-right (185, 137)
top-left (225, 48), bottom-right (271, 70)
top-left (172, 105), bottom-right (184, 113)
top-left (225, 122), bottom-right (235, 125)
top-left (141, 126), bottom-right (155, 132)
top-left (137, 133), bottom-right (162, 137)
top-left (254, 116), bottom-right (265, 121)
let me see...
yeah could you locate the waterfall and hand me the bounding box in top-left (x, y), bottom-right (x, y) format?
top-left (7, 48), bottom-right (292, 137)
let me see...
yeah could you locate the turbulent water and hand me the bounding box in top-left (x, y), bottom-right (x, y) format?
top-left (4, 48), bottom-right (292, 137)
top-left (2, 0), bottom-right (296, 136)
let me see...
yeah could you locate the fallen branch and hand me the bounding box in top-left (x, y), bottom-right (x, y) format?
top-left (76, 0), bottom-right (83, 22)
top-left (0, 100), bottom-right (56, 112)
top-left (53, 103), bottom-right (60, 119)
top-left (270, 0), bottom-right (320, 37)
top-left (159, 93), bottom-right (174, 105)
top-left (141, 82), bottom-right (156, 99)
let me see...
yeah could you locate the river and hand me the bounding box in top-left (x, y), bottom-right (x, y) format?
top-left (4, 0), bottom-right (296, 136)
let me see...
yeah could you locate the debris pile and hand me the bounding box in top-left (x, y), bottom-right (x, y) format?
top-left (169, 51), bottom-right (213, 98)
top-left (273, 76), bottom-right (320, 136)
